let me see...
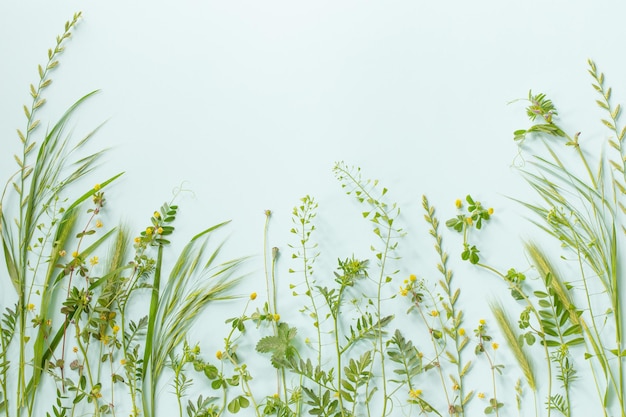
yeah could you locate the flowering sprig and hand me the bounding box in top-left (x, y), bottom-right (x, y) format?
top-left (446, 195), bottom-right (493, 264)
top-left (474, 320), bottom-right (504, 416)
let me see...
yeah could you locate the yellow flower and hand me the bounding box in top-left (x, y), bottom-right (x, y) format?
top-left (453, 383), bottom-right (460, 391)
top-left (145, 227), bottom-right (153, 235)
top-left (273, 313), bottom-right (280, 322)
top-left (72, 251), bottom-right (79, 258)
top-left (431, 310), bottom-right (439, 317)
top-left (73, 346), bottom-right (78, 353)
top-left (478, 392), bottom-right (485, 399)
top-left (112, 325), bottom-right (120, 334)
top-left (492, 342), bottom-right (499, 350)
top-left (479, 319), bottom-right (486, 325)
top-left (466, 217), bottom-right (473, 226)
top-left (250, 292), bottom-right (257, 300)
top-left (59, 250), bottom-right (67, 257)
top-left (120, 359), bottom-right (127, 365)
top-left (409, 389), bottom-right (422, 399)
top-left (400, 287), bottom-right (409, 297)
top-left (458, 328), bottom-right (466, 336)
top-left (89, 256), bottom-right (99, 266)
top-left (272, 393), bottom-right (279, 399)
top-left (305, 337), bottom-right (310, 344)
top-left (216, 350), bottom-right (223, 360)
top-left (157, 227), bottom-right (163, 234)
top-left (94, 184), bottom-right (101, 191)
top-left (134, 237), bottom-right (141, 243)
top-left (153, 211), bottom-right (161, 219)
top-left (27, 303), bottom-right (36, 311)
top-left (488, 207), bottom-right (494, 215)
top-left (95, 219), bottom-right (103, 228)
top-left (455, 199), bottom-right (462, 209)
top-left (409, 274), bottom-right (417, 282)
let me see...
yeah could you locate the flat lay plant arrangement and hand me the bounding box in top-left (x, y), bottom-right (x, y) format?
top-left (1, 12), bottom-right (625, 417)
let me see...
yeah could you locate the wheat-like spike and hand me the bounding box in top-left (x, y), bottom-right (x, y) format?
top-left (491, 302), bottom-right (536, 392)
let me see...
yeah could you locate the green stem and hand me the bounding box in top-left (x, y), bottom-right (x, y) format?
top-left (415, 303), bottom-right (452, 414)
top-left (333, 288), bottom-right (346, 417)
top-left (476, 262), bottom-right (552, 417)
top-left (142, 244), bottom-right (164, 417)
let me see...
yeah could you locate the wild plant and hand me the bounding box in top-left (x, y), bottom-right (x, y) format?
top-left (0, 12), bottom-right (118, 417)
top-left (1, 13), bottom-right (246, 417)
top-left (396, 196), bottom-right (475, 417)
top-left (509, 60), bottom-right (626, 416)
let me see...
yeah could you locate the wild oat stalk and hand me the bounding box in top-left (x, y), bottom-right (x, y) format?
top-left (141, 218), bottom-right (244, 417)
